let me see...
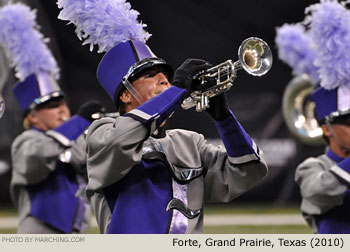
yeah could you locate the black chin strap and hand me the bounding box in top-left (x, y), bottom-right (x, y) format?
top-left (122, 78), bottom-right (144, 105)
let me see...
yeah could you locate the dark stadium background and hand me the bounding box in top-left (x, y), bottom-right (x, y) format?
top-left (0, 0), bottom-right (323, 208)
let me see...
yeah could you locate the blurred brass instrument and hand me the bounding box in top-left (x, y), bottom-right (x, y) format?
top-left (181, 37), bottom-right (273, 112)
top-left (282, 74), bottom-right (324, 145)
top-left (91, 112), bottom-right (119, 120)
top-left (0, 94), bottom-right (4, 118)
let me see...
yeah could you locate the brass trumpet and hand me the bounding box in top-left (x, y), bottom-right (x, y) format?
top-left (181, 37), bottom-right (273, 112)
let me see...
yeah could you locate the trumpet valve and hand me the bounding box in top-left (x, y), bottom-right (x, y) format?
top-left (195, 93), bottom-right (209, 112)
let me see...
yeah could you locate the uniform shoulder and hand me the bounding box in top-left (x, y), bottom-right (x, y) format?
top-left (296, 154), bottom-right (329, 171)
top-left (90, 117), bottom-right (115, 128)
top-left (13, 129), bottom-right (43, 143)
top-left (87, 117), bottom-right (115, 134)
top-left (11, 129), bottom-right (46, 154)
top-left (300, 153), bottom-right (327, 164)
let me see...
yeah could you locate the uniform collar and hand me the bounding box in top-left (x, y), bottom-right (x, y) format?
top-left (326, 148), bottom-right (344, 163)
top-left (30, 126), bottom-right (45, 133)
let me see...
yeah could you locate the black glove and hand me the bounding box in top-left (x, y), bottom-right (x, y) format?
top-left (172, 59), bottom-right (212, 94)
top-left (77, 100), bottom-right (104, 122)
top-left (201, 77), bottom-right (230, 121)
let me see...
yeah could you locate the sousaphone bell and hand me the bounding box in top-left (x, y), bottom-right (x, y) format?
top-left (0, 95), bottom-right (5, 118)
top-left (282, 74), bottom-right (324, 145)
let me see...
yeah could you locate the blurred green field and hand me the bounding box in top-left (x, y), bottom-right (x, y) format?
top-left (204, 204), bottom-right (312, 234)
top-left (0, 204), bottom-right (312, 234)
top-left (204, 204), bottom-right (302, 214)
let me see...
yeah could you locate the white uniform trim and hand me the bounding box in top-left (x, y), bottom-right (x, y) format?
top-left (128, 109), bottom-right (155, 121)
top-left (46, 130), bottom-right (71, 147)
top-left (253, 141), bottom-right (259, 154)
top-left (228, 141), bottom-right (259, 164)
top-left (330, 165), bottom-right (350, 184)
top-left (228, 153), bottom-right (258, 164)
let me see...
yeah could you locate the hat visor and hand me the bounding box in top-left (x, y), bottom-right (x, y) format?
top-left (114, 58), bottom-right (173, 109)
top-left (24, 91), bottom-right (65, 116)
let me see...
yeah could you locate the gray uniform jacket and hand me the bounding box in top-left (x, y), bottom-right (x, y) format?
top-left (295, 151), bottom-right (350, 233)
top-left (86, 115), bottom-right (268, 233)
top-left (11, 128), bottom-right (90, 234)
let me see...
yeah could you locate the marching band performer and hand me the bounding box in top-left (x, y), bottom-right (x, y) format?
top-left (277, 0), bottom-right (350, 234)
top-left (0, 3), bottom-right (102, 233)
top-left (57, 0), bottom-right (268, 233)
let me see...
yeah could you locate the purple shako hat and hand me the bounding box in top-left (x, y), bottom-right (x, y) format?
top-left (13, 72), bottom-right (64, 114)
top-left (97, 40), bottom-right (173, 108)
top-left (0, 3), bottom-right (62, 115)
top-left (57, 0), bottom-right (173, 108)
top-left (311, 85), bottom-right (350, 123)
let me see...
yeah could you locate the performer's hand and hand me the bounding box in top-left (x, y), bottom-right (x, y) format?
top-left (200, 77), bottom-right (230, 121)
top-left (78, 100), bottom-right (104, 122)
top-left (172, 59), bottom-right (212, 94)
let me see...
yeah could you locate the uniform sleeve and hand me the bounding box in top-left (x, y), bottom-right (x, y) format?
top-left (86, 116), bottom-right (149, 190)
top-left (62, 135), bottom-right (88, 174)
top-left (86, 87), bottom-right (186, 190)
top-left (329, 157), bottom-right (350, 186)
top-left (201, 113), bottom-right (268, 202)
top-left (213, 110), bottom-right (261, 163)
top-left (12, 125), bottom-right (88, 186)
top-left (46, 115), bottom-right (91, 147)
top-left (11, 131), bottom-right (66, 185)
top-left (295, 157), bottom-right (348, 214)
top-left (124, 86), bottom-right (185, 134)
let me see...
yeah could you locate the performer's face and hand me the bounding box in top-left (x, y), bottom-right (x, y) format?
top-left (323, 122), bottom-right (350, 157)
top-left (121, 67), bottom-right (171, 112)
top-left (28, 99), bottom-right (71, 131)
top-left (332, 124), bottom-right (350, 147)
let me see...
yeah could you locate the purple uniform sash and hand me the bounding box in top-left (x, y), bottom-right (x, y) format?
top-left (27, 162), bottom-right (80, 233)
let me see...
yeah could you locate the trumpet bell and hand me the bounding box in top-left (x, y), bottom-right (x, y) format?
top-left (282, 74), bottom-right (324, 145)
top-left (238, 37), bottom-right (273, 76)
